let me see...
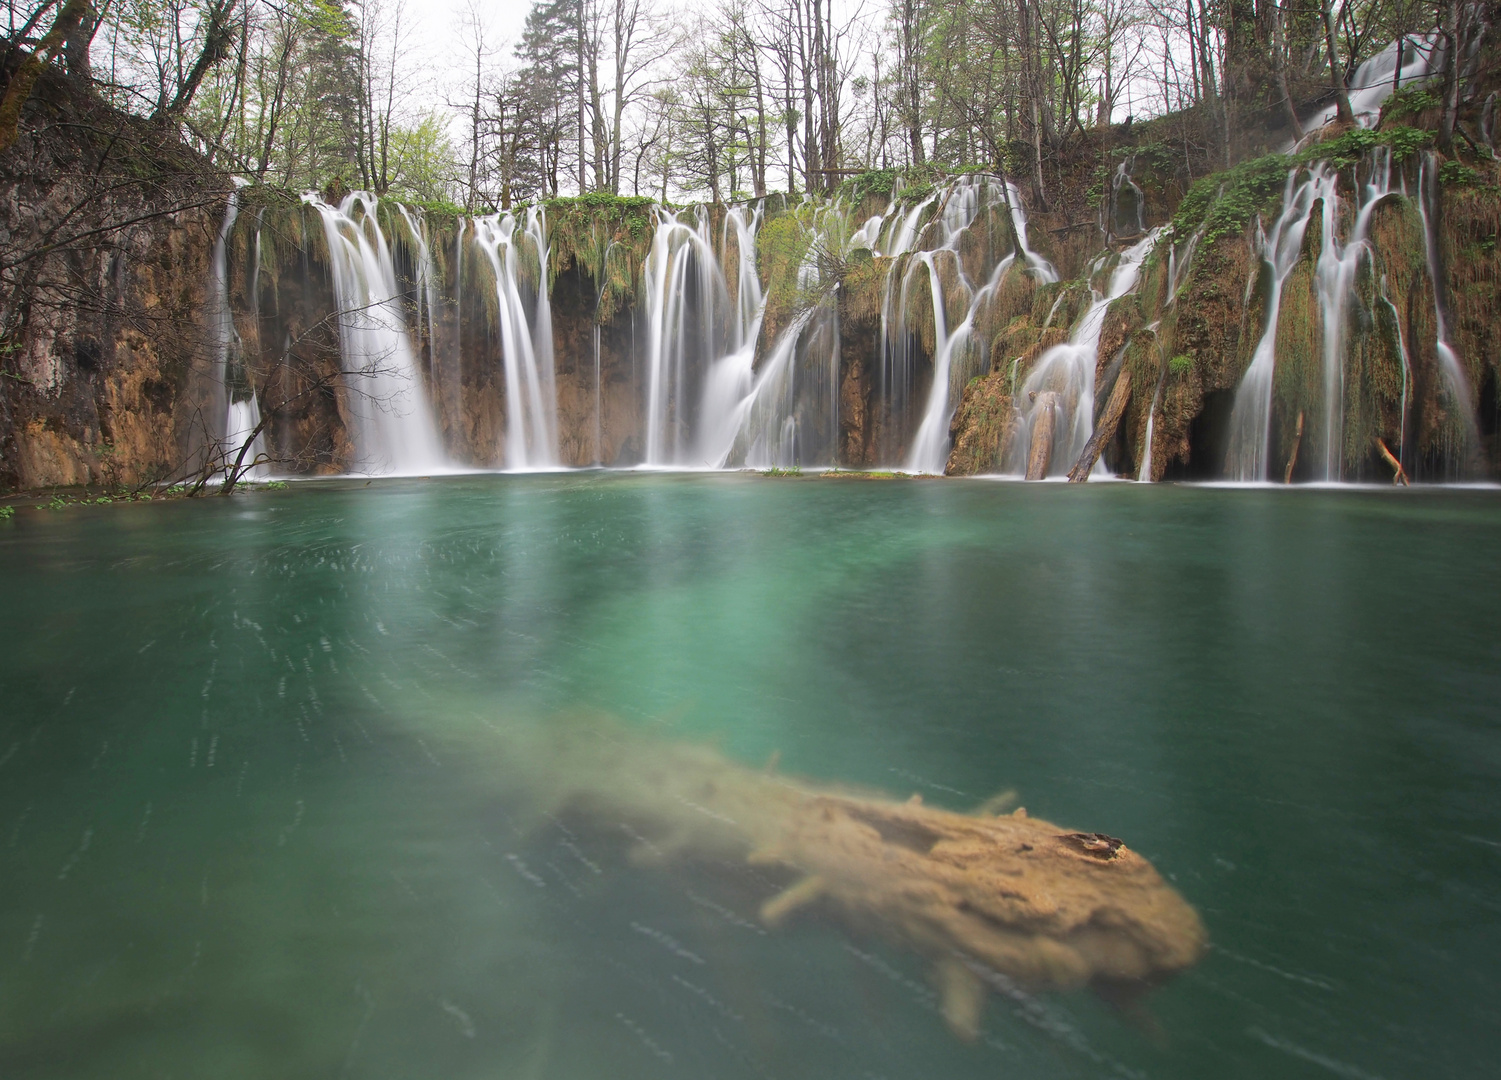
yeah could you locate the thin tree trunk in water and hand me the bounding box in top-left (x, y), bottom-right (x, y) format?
top-left (1377, 438), bottom-right (1409, 484)
top-left (1067, 370), bottom-right (1132, 481)
top-left (1284, 411), bottom-right (1304, 483)
top-left (1026, 392), bottom-right (1060, 479)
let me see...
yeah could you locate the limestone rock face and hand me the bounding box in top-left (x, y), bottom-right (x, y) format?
top-left (0, 74), bottom-right (230, 491)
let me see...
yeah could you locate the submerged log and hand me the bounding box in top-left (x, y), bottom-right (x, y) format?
top-left (1068, 369), bottom-right (1133, 482)
top-left (1025, 392), bottom-right (1061, 479)
top-left (1377, 439), bottom-right (1410, 485)
top-left (527, 717), bottom-right (1208, 1041)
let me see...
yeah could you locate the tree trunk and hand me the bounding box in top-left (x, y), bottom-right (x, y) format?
top-left (1068, 370), bottom-right (1132, 481)
top-left (1025, 393), bottom-right (1060, 479)
top-left (0, 0), bottom-right (92, 154)
top-left (1319, 0), bottom-right (1354, 125)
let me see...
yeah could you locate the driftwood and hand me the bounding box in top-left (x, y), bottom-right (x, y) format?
top-left (1377, 439), bottom-right (1410, 485)
top-left (1284, 411), bottom-right (1305, 483)
top-left (528, 720), bottom-right (1208, 1041)
top-left (1068, 369), bottom-right (1133, 482)
top-left (1025, 392), bottom-right (1061, 479)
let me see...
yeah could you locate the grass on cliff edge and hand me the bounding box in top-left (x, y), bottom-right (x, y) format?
top-left (1171, 126), bottom-right (1445, 246)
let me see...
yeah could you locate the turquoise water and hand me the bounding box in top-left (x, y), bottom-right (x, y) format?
top-left (1, 474), bottom-right (1498, 1079)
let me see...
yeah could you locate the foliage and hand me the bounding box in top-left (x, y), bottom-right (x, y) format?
top-left (1173, 128), bottom-right (1436, 247)
top-left (838, 169), bottom-right (900, 206)
top-left (0, 505), bottom-right (13, 520)
top-left (1439, 161), bottom-right (1484, 187)
top-left (760, 466), bottom-right (801, 476)
top-left (1169, 353), bottom-right (1193, 375)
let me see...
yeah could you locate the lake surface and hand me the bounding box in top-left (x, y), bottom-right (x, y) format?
top-left (2, 473), bottom-right (1498, 1079)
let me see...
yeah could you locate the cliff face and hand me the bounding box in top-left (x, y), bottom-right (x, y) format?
top-left (942, 135), bottom-right (1501, 482)
top-left (0, 72), bottom-right (231, 491)
top-left (4, 73), bottom-right (1499, 491)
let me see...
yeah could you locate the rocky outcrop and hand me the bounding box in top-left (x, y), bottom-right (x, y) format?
top-left (0, 71), bottom-right (231, 491)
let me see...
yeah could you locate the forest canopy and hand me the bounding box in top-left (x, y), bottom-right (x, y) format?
top-left (1, 0), bottom-right (1493, 211)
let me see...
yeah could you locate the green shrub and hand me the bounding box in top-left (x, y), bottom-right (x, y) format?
top-left (1169, 353), bottom-right (1194, 375)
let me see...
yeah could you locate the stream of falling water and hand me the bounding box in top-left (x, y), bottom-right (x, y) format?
top-left (1003, 228), bottom-right (1160, 479)
top-left (306, 192), bottom-right (448, 475)
top-left (210, 191), bottom-right (268, 486)
top-left (1224, 172), bottom-right (1323, 482)
top-left (1416, 152), bottom-right (1481, 476)
top-left (1228, 151), bottom-right (1418, 481)
top-left (899, 177), bottom-right (1057, 473)
top-left (471, 207), bottom-right (559, 470)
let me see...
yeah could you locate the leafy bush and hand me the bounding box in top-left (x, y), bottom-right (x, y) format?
top-left (1439, 161), bottom-right (1483, 187)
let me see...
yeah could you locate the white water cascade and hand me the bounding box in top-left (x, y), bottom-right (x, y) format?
top-left (1003, 228), bottom-right (1160, 479)
top-left (1301, 34), bottom-right (1440, 137)
top-left (722, 201), bottom-right (845, 468)
top-left (1138, 226), bottom-right (1204, 481)
top-left (209, 187), bottom-right (269, 482)
top-left (1226, 152), bottom-right (1405, 481)
top-left (1416, 152), bottom-right (1481, 474)
top-left (899, 177), bottom-right (1057, 473)
top-left (1223, 171), bottom-right (1323, 481)
top-left (471, 207), bottom-right (559, 469)
top-left (306, 192), bottom-right (448, 475)
top-left (639, 208), bottom-right (740, 465)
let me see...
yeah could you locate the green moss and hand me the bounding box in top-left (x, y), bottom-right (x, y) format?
top-left (1439, 161), bottom-right (1485, 187)
top-left (1168, 353), bottom-right (1193, 375)
top-left (1173, 127), bottom-right (1435, 248)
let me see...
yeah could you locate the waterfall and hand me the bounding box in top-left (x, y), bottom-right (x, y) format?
top-left (1224, 171), bottom-right (1322, 481)
top-left (305, 192), bottom-right (448, 475)
top-left (470, 207), bottom-right (559, 470)
top-left (639, 208), bottom-right (732, 465)
top-left (1003, 228), bottom-right (1160, 480)
top-left (1226, 152), bottom-right (1407, 482)
top-left (1313, 149), bottom-right (1398, 479)
top-left (209, 186), bottom-right (268, 482)
top-left (897, 176), bottom-right (1056, 473)
top-left (1416, 152), bottom-right (1481, 475)
top-left (1302, 34), bottom-right (1440, 136)
top-left (697, 205), bottom-right (769, 467)
top-left (1137, 225), bottom-right (1202, 481)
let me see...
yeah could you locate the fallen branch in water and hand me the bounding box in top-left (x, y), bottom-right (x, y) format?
top-left (1377, 439), bottom-right (1410, 485)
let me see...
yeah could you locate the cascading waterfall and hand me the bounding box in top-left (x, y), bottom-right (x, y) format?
top-left (471, 207), bottom-right (559, 469)
top-left (1313, 149), bottom-right (1398, 479)
top-left (1301, 33), bottom-right (1440, 136)
top-left (639, 208), bottom-right (736, 465)
top-left (695, 205), bottom-right (771, 467)
top-left (306, 192), bottom-right (448, 475)
top-left (1416, 152), bottom-right (1481, 474)
top-left (898, 177), bottom-right (1057, 473)
top-left (1004, 228), bottom-right (1160, 479)
top-left (1138, 225), bottom-right (1205, 481)
top-left (1227, 151), bottom-right (1406, 481)
top-left (1223, 171), bottom-right (1322, 481)
top-left (211, 187), bottom-right (268, 481)
top-left (722, 201), bottom-right (848, 469)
